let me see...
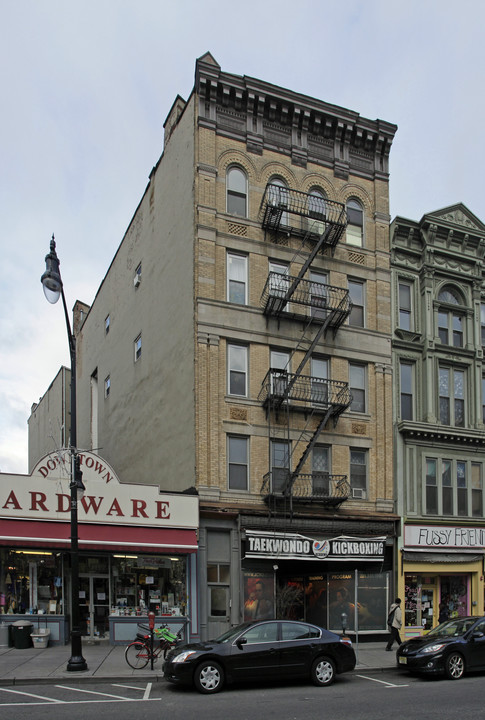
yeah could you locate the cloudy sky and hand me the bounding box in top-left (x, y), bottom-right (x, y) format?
top-left (1, 0), bottom-right (484, 473)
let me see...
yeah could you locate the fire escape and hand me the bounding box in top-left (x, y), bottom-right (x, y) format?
top-left (258, 183), bottom-right (352, 515)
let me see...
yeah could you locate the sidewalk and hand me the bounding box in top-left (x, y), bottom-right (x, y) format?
top-left (0, 640), bottom-right (399, 686)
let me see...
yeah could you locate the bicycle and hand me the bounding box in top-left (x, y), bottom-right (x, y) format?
top-left (125, 624), bottom-right (184, 669)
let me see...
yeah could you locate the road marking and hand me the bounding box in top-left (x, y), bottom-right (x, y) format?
top-left (55, 685), bottom-right (133, 700)
top-left (143, 682), bottom-right (152, 700)
top-left (0, 699), bottom-right (160, 707)
top-left (356, 674), bottom-right (409, 688)
top-left (0, 687), bottom-right (63, 703)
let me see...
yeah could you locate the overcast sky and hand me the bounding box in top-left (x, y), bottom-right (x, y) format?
top-left (1, 0), bottom-right (484, 474)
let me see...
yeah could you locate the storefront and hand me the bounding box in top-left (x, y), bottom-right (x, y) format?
top-left (241, 530), bottom-right (393, 636)
top-left (0, 452), bottom-right (199, 644)
top-left (399, 523), bottom-right (485, 638)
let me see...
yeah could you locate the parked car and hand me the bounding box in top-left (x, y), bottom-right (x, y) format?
top-left (397, 616), bottom-right (485, 680)
top-left (163, 619), bottom-right (356, 693)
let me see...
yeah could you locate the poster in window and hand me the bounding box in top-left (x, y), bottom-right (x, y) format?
top-left (243, 573), bottom-right (274, 621)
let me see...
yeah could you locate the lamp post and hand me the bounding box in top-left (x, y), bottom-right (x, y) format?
top-left (41, 235), bottom-right (87, 672)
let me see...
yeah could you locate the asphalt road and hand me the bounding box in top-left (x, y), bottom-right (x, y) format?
top-left (2, 670), bottom-right (485, 720)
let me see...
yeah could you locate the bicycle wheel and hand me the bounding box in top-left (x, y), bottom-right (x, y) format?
top-left (125, 641), bottom-right (150, 669)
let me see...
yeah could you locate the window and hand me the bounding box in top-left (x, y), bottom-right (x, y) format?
top-left (350, 449), bottom-right (367, 497)
top-left (134, 334), bottom-right (142, 362)
top-left (207, 531), bottom-right (231, 618)
top-left (310, 271), bottom-right (328, 319)
top-left (270, 349), bottom-right (289, 396)
top-left (400, 361), bottom-right (413, 420)
top-left (227, 253), bottom-right (247, 304)
top-left (311, 357), bottom-right (328, 404)
top-left (312, 445), bottom-right (330, 495)
top-left (269, 261), bottom-right (290, 310)
top-left (228, 344), bottom-right (248, 396)
top-left (268, 177), bottom-right (289, 226)
top-left (482, 376), bottom-right (485, 424)
top-left (105, 315), bottom-right (110, 334)
top-left (349, 363), bottom-right (366, 413)
top-left (134, 263), bottom-right (142, 287)
top-left (271, 440), bottom-right (290, 493)
top-left (346, 199), bottom-right (364, 246)
top-left (437, 286), bottom-right (464, 347)
top-left (398, 282), bottom-right (413, 331)
top-left (228, 436), bottom-right (249, 491)
top-left (307, 189), bottom-right (326, 235)
top-left (426, 458), bottom-right (437, 514)
top-left (481, 303), bottom-right (485, 346)
top-left (348, 279), bottom-right (365, 327)
top-left (439, 367), bottom-right (464, 426)
top-left (104, 375), bottom-right (111, 398)
top-left (425, 458), bottom-right (483, 517)
top-left (472, 463), bottom-right (482, 517)
top-left (226, 166), bottom-right (247, 217)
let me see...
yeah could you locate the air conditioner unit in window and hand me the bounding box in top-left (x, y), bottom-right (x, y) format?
top-left (134, 274), bottom-right (141, 288)
top-left (352, 488), bottom-right (366, 499)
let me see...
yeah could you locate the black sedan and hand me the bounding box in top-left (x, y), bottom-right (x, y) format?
top-left (163, 619), bottom-right (356, 693)
top-left (397, 616), bottom-right (485, 680)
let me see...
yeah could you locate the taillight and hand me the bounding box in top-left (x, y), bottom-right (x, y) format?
top-left (340, 636), bottom-right (353, 648)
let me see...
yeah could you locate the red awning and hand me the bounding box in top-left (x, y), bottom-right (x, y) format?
top-left (0, 519), bottom-right (197, 554)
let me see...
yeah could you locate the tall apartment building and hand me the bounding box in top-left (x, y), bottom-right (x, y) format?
top-left (391, 204), bottom-right (485, 636)
top-left (27, 53), bottom-right (398, 641)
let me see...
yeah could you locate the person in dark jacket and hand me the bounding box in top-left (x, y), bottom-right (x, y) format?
top-left (386, 598), bottom-right (403, 651)
top-left (438, 602), bottom-right (449, 624)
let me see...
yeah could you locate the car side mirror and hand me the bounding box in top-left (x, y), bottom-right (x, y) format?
top-left (472, 631), bottom-right (485, 640)
top-left (236, 637), bottom-right (247, 649)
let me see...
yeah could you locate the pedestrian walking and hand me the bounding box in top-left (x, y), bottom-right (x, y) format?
top-left (386, 597), bottom-right (402, 651)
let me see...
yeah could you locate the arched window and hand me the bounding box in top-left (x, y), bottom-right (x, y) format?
top-left (346, 198), bottom-right (364, 246)
top-left (268, 177), bottom-right (289, 226)
top-left (307, 188), bottom-right (326, 235)
top-left (226, 166), bottom-right (247, 217)
top-left (437, 285), bottom-right (465, 347)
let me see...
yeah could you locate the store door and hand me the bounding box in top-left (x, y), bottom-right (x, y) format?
top-left (421, 585), bottom-right (436, 631)
top-left (79, 575), bottom-right (110, 638)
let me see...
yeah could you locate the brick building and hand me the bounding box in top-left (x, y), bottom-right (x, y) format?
top-left (27, 53), bottom-right (399, 641)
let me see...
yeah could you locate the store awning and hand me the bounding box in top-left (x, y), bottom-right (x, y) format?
top-left (0, 519), bottom-right (198, 554)
top-left (402, 550), bottom-right (483, 563)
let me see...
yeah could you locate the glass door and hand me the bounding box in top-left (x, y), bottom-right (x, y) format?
top-left (79, 574), bottom-right (110, 638)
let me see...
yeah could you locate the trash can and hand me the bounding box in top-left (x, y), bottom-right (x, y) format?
top-left (11, 620), bottom-right (34, 649)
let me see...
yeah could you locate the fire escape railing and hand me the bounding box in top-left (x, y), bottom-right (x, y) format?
top-left (259, 371), bottom-right (351, 418)
top-left (261, 471), bottom-right (351, 508)
top-left (259, 184), bottom-right (347, 249)
top-left (261, 273), bottom-right (352, 331)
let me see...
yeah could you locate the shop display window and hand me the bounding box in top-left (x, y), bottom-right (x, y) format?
top-left (0, 549), bottom-right (64, 615)
top-left (247, 570), bottom-right (390, 632)
top-left (404, 573), bottom-right (469, 631)
top-left (111, 554), bottom-right (187, 617)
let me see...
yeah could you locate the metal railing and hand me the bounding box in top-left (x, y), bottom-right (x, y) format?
top-left (261, 471), bottom-right (351, 507)
top-left (259, 370), bottom-right (352, 415)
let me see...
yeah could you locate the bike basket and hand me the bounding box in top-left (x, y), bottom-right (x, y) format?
top-left (155, 627), bottom-right (177, 643)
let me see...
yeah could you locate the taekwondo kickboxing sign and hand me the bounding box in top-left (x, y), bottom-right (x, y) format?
top-left (244, 530), bottom-right (385, 561)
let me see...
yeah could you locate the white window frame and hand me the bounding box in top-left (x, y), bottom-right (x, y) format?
top-left (226, 166), bottom-right (247, 217)
top-left (228, 344), bottom-right (248, 397)
top-left (350, 448), bottom-right (367, 498)
top-left (134, 334), bottom-right (142, 362)
top-left (348, 278), bottom-right (365, 327)
top-left (345, 199), bottom-right (364, 246)
top-left (227, 252), bottom-right (248, 305)
top-left (227, 435), bottom-right (249, 491)
top-left (349, 363), bottom-right (366, 413)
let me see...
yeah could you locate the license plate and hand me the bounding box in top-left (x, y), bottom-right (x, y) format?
top-left (398, 656), bottom-right (407, 664)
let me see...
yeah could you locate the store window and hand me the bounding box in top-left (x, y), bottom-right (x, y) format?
top-left (0, 549), bottom-right (64, 615)
top-left (404, 574), bottom-right (469, 630)
top-left (110, 554), bottom-right (187, 617)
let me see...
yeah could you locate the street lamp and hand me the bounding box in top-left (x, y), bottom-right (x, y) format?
top-left (41, 235), bottom-right (87, 672)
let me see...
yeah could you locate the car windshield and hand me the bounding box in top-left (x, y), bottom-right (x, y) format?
top-left (427, 618), bottom-right (476, 638)
top-left (213, 623), bottom-right (254, 644)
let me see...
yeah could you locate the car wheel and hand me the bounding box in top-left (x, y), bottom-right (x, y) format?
top-left (311, 656), bottom-right (336, 686)
top-left (194, 660), bottom-right (224, 694)
top-left (444, 652), bottom-right (465, 680)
